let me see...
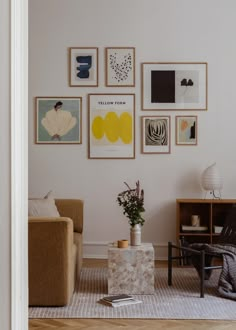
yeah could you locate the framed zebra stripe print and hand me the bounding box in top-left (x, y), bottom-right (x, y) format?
top-left (141, 116), bottom-right (171, 154)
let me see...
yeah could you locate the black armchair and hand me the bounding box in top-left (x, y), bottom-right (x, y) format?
top-left (168, 205), bottom-right (236, 298)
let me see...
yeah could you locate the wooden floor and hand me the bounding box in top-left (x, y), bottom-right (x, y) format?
top-left (29, 259), bottom-right (236, 330)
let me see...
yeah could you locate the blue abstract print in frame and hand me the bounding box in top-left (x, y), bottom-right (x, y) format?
top-left (70, 47), bottom-right (98, 86)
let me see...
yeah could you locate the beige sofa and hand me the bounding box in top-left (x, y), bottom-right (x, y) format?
top-left (28, 199), bottom-right (83, 306)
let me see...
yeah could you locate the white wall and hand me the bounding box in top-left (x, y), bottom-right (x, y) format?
top-left (0, 0), bottom-right (11, 328)
top-left (29, 0), bottom-right (236, 259)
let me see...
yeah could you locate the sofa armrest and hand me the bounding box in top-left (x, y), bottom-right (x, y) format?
top-left (55, 199), bottom-right (83, 233)
top-left (28, 217), bottom-right (74, 306)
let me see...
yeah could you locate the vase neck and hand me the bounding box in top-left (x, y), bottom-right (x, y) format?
top-left (131, 223), bottom-right (141, 229)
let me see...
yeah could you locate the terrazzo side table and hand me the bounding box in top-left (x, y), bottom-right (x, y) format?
top-left (107, 243), bottom-right (155, 294)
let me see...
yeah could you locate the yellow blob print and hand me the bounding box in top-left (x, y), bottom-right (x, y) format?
top-left (119, 112), bottom-right (132, 144)
top-left (104, 112), bottom-right (120, 143)
top-left (92, 116), bottom-right (104, 140)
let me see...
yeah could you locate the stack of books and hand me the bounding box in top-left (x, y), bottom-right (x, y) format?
top-left (98, 294), bottom-right (142, 307)
top-left (181, 225), bottom-right (208, 232)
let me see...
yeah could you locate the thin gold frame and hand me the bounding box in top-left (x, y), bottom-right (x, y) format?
top-left (141, 115), bottom-right (171, 154)
top-left (141, 62), bottom-right (208, 110)
top-left (175, 115), bottom-right (198, 146)
top-left (105, 47), bottom-right (135, 87)
top-left (69, 47), bottom-right (98, 87)
top-left (88, 93), bottom-right (135, 159)
top-left (35, 96), bottom-right (82, 144)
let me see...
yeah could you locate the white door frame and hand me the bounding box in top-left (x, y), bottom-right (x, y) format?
top-left (11, 0), bottom-right (28, 329)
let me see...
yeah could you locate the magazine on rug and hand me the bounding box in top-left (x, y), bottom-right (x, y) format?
top-left (98, 294), bottom-right (142, 307)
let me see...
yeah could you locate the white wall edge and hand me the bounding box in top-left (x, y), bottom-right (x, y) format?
top-left (83, 241), bottom-right (168, 260)
top-left (11, 0), bottom-right (28, 329)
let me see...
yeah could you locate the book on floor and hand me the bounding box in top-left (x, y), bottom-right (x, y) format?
top-left (102, 294), bottom-right (134, 303)
top-left (98, 294), bottom-right (142, 307)
top-left (98, 298), bottom-right (142, 308)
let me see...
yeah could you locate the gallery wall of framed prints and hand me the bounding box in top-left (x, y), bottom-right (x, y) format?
top-left (34, 45), bottom-right (207, 156)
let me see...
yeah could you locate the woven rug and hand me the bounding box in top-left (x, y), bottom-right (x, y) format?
top-left (29, 267), bottom-right (236, 319)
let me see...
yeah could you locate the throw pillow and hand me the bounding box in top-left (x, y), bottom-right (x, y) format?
top-left (28, 191), bottom-right (60, 217)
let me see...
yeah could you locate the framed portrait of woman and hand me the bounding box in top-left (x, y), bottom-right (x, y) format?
top-left (35, 97), bottom-right (82, 144)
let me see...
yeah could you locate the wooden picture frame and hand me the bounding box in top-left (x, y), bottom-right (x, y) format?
top-left (141, 115), bottom-right (171, 154)
top-left (88, 93), bottom-right (135, 159)
top-left (176, 115), bottom-right (198, 145)
top-left (142, 62), bottom-right (207, 110)
top-left (69, 47), bottom-right (98, 86)
top-left (105, 47), bottom-right (135, 87)
top-left (35, 97), bottom-right (82, 144)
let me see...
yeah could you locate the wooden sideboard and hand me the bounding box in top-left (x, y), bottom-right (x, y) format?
top-left (176, 198), bottom-right (236, 245)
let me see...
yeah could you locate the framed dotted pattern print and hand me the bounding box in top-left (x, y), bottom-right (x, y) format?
top-left (105, 47), bottom-right (135, 87)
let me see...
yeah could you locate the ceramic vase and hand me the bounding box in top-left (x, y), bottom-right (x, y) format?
top-left (130, 224), bottom-right (141, 246)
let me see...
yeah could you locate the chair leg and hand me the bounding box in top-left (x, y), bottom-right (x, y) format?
top-left (200, 250), bottom-right (205, 298)
top-left (168, 242), bottom-right (172, 286)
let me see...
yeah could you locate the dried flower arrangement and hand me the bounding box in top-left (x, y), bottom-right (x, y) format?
top-left (117, 181), bottom-right (145, 227)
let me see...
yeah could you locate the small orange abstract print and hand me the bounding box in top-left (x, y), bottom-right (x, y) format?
top-left (181, 120), bottom-right (188, 131)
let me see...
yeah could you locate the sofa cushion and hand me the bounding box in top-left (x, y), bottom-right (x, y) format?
top-left (55, 199), bottom-right (83, 233)
top-left (73, 232), bottom-right (83, 280)
top-left (28, 191), bottom-right (60, 217)
top-left (28, 217), bottom-right (75, 306)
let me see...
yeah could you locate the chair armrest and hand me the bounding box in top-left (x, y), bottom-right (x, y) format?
top-left (169, 242), bottom-right (203, 255)
top-left (55, 199), bottom-right (83, 233)
top-left (28, 217), bottom-right (74, 306)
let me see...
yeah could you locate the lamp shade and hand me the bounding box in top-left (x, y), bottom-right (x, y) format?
top-left (201, 162), bottom-right (223, 191)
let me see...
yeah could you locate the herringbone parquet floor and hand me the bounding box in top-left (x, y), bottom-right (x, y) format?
top-left (29, 259), bottom-right (236, 330)
top-left (29, 318), bottom-right (236, 330)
